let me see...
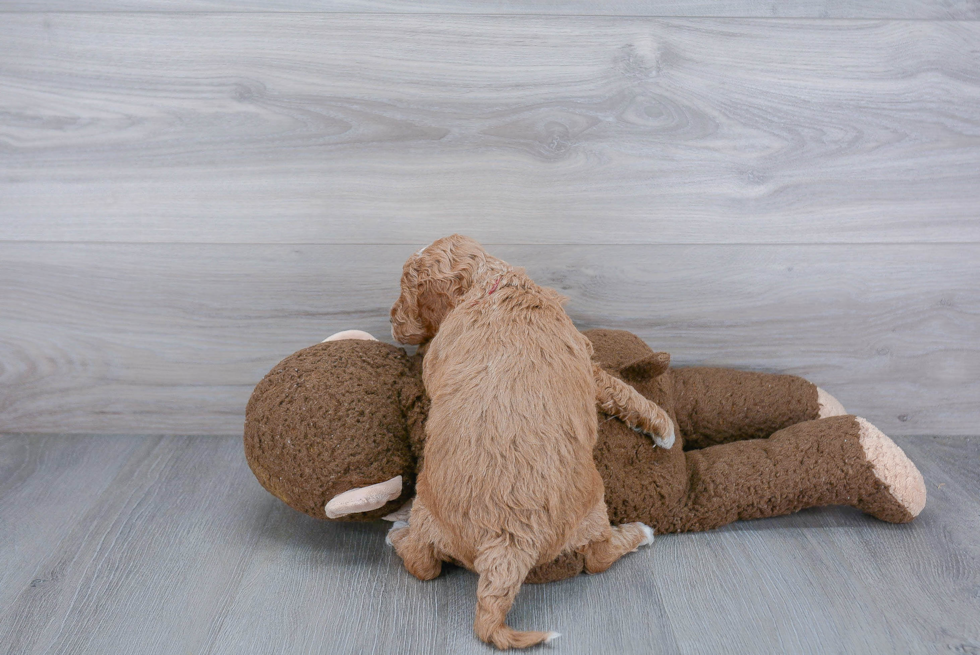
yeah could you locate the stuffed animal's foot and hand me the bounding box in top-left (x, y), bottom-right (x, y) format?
top-left (857, 418), bottom-right (926, 522)
top-left (817, 387), bottom-right (847, 418)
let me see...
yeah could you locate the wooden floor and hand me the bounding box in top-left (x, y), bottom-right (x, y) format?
top-left (0, 433), bottom-right (977, 654)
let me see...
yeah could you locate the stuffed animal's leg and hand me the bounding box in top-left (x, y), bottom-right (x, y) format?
top-left (670, 367), bottom-right (845, 450)
top-left (594, 364), bottom-right (675, 448)
top-left (658, 415), bottom-right (926, 533)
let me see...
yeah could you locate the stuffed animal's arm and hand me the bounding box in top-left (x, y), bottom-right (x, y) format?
top-left (594, 363), bottom-right (675, 449)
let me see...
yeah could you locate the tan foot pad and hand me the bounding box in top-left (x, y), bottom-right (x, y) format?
top-left (858, 418), bottom-right (926, 520)
top-left (817, 387), bottom-right (847, 418)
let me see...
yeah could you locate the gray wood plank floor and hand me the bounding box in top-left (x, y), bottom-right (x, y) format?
top-left (0, 433), bottom-right (977, 655)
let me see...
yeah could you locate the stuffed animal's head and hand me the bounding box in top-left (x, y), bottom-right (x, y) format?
top-left (244, 332), bottom-right (428, 521)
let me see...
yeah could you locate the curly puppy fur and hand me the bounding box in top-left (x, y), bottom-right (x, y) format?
top-left (389, 235), bottom-right (667, 649)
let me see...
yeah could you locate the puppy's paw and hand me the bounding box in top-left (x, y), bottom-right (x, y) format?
top-left (620, 522), bottom-right (655, 551)
top-left (638, 523), bottom-right (655, 547)
top-left (385, 520), bottom-right (410, 547)
top-left (654, 423), bottom-right (675, 450)
top-left (382, 497), bottom-right (414, 522)
top-left (632, 422), bottom-right (675, 450)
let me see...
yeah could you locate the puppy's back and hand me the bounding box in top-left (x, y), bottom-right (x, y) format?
top-left (420, 276), bottom-right (602, 564)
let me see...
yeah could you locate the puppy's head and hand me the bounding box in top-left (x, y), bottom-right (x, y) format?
top-left (390, 234), bottom-right (496, 345)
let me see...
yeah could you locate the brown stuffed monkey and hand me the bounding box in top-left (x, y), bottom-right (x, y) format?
top-left (244, 329), bottom-right (926, 583)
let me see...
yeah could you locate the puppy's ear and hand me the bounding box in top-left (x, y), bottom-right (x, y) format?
top-left (619, 351), bottom-right (670, 383)
top-left (416, 273), bottom-right (458, 334)
top-left (415, 260), bottom-right (477, 334)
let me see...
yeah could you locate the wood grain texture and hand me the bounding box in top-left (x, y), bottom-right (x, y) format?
top-left (2, 0), bottom-right (978, 18)
top-left (0, 435), bottom-right (277, 655)
top-left (0, 435), bottom-right (144, 614)
top-left (0, 433), bottom-right (977, 654)
top-left (2, 15), bottom-right (979, 244)
top-left (1, 242), bottom-right (976, 436)
top-left (7, 0), bottom-right (980, 20)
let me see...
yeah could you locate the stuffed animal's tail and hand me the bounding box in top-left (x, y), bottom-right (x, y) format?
top-left (474, 544), bottom-right (559, 650)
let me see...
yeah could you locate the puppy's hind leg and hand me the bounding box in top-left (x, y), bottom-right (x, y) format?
top-left (574, 499), bottom-right (654, 575)
top-left (386, 503), bottom-right (442, 581)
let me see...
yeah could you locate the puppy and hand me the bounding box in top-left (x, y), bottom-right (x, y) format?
top-left (388, 235), bottom-right (674, 649)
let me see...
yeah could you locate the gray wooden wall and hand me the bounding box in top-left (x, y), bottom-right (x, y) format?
top-left (1, 2), bottom-right (978, 437)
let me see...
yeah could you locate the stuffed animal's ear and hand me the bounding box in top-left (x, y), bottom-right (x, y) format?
top-left (324, 476), bottom-right (403, 518)
top-left (620, 351), bottom-right (670, 383)
top-left (322, 330), bottom-right (377, 342)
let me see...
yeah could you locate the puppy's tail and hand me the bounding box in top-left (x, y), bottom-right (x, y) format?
top-left (474, 544), bottom-right (558, 650)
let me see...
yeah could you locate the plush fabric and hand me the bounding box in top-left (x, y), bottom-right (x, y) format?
top-left (245, 339), bottom-right (426, 520)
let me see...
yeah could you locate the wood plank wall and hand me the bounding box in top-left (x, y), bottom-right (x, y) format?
top-left (1, 4), bottom-right (978, 436)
